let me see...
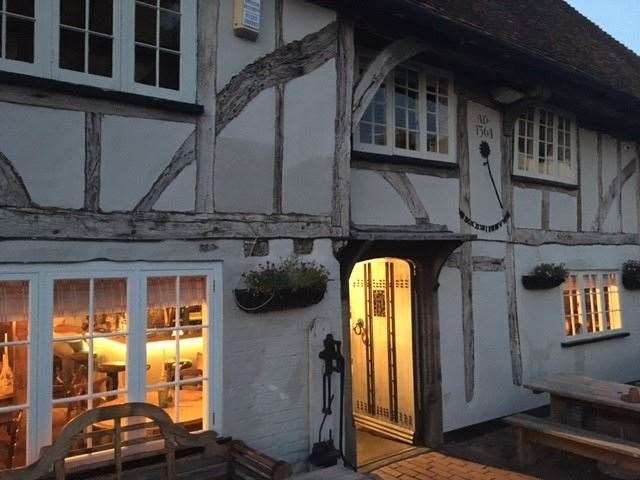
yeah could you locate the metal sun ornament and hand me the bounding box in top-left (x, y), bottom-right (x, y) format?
top-left (458, 141), bottom-right (511, 232)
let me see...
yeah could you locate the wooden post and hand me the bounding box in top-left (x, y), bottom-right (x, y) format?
top-left (195, 0), bottom-right (219, 213)
top-left (84, 112), bottom-right (102, 211)
top-left (332, 16), bottom-right (354, 232)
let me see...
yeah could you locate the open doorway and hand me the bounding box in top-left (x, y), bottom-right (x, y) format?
top-left (349, 258), bottom-right (417, 467)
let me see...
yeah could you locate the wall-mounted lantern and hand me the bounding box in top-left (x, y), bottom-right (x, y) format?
top-left (234, 0), bottom-right (261, 41)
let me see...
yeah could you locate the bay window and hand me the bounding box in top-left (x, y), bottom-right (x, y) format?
top-left (514, 107), bottom-right (577, 183)
top-left (563, 272), bottom-right (623, 339)
top-left (355, 56), bottom-right (455, 163)
top-left (0, 263), bottom-right (221, 471)
top-left (0, 1), bottom-right (196, 102)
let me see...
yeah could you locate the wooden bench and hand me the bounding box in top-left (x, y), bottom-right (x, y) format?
top-left (0, 402), bottom-right (291, 480)
top-left (505, 413), bottom-right (640, 473)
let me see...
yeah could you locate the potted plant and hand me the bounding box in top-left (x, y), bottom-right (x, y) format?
top-left (522, 263), bottom-right (568, 290)
top-left (234, 257), bottom-right (329, 313)
top-left (622, 260), bottom-right (640, 290)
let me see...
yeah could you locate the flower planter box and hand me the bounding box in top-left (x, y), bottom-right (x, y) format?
top-left (521, 275), bottom-right (565, 290)
top-left (234, 285), bottom-right (326, 313)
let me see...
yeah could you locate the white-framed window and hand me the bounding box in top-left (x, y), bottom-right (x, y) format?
top-left (0, 0), bottom-right (196, 102)
top-left (563, 272), bottom-right (623, 339)
top-left (0, 277), bottom-right (33, 470)
top-left (354, 55), bottom-right (456, 163)
top-left (514, 107), bottom-right (577, 183)
top-left (0, 262), bottom-right (222, 471)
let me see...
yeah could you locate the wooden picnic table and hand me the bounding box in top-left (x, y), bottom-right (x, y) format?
top-left (524, 373), bottom-right (640, 440)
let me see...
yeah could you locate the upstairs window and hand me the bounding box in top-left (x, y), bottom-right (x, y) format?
top-left (0, 0), bottom-right (35, 64)
top-left (514, 107), bottom-right (577, 183)
top-left (355, 56), bottom-right (455, 163)
top-left (0, 1), bottom-right (196, 102)
top-left (59, 0), bottom-right (114, 78)
top-left (563, 272), bottom-right (623, 338)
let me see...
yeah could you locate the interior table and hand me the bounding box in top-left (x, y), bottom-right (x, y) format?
top-left (525, 373), bottom-right (640, 440)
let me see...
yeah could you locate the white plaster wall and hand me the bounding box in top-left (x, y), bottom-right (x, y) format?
top-left (283, 60), bottom-right (335, 215)
top-left (0, 102), bottom-right (84, 208)
top-left (409, 174), bottom-right (460, 231)
top-left (601, 135), bottom-right (619, 233)
top-left (350, 169), bottom-right (415, 225)
top-left (517, 244), bottom-right (640, 386)
top-left (440, 265), bottom-right (538, 431)
top-left (217, 0), bottom-right (276, 89)
top-left (155, 162), bottom-right (196, 211)
top-left (466, 102), bottom-right (506, 241)
top-left (621, 141), bottom-right (638, 234)
top-left (221, 238), bottom-right (341, 466)
top-left (101, 116), bottom-right (194, 211)
top-left (283, 0), bottom-right (335, 43)
top-left (438, 267), bottom-right (465, 431)
top-left (214, 88), bottom-right (275, 214)
top-left (580, 129), bottom-right (599, 231)
top-left (549, 192), bottom-right (577, 231)
top-left (514, 187), bottom-right (541, 229)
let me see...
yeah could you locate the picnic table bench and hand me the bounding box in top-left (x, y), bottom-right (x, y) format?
top-left (505, 374), bottom-right (640, 477)
top-left (0, 402), bottom-right (291, 480)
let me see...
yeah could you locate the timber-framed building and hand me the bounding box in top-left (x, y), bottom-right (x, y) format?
top-left (0, 0), bottom-right (639, 473)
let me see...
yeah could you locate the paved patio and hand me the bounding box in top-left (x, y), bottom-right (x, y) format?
top-left (371, 451), bottom-right (538, 480)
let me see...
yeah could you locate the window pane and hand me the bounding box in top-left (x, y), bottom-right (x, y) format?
top-left (53, 340), bottom-right (89, 399)
top-left (93, 336), bottom-right (127, 393)
top-left (159, 10), bottom-right (180, 51)
top-left (89, 0), bottom-right (113, 35)
top-left (136, 3), bottom-right (157, 45)
top-left (5, 17), bottom-right (33, 62)
top-left (60, 28), bottom-right (85, 72)
top-left (160, 0), bottom-right (180, 11)
top-left (52, 400), bottom-right (87, 444)
top-left (0, 409), bottom-right (26, 469)
top-left (0, 345), bottom-right (28, 407)
top-left (6, 0), bottom-right (34, 17)
top-left (88, 34), bottom-right (113, 77)
top-left (159, 51), bottom-right (179, 90)
top-left (0, 281), bottom-right (29, 342)
top-left (93, 278), bottom-right (126, 333)
top-left (147, 276), bottom-right (177, 329)
top-left (53, 279), bottom-right (89, 338)
top-left (61, 0), bottom-right (85, 28)
top-left (180, 276), bottom-right (206, 327)
top-left (359, 124), bottom-right (372, 144)
top-left (135, 45), bottom-right (156, 85)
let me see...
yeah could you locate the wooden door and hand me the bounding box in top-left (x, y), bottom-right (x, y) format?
top-left (350, 258), bottom-right (415, 443)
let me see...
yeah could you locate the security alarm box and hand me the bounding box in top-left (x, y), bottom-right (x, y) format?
top-left (234, 0), bottom-right (261, 41)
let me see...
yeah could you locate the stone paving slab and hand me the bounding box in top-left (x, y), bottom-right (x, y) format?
top-left (371, 452), bottom-right (540, 480)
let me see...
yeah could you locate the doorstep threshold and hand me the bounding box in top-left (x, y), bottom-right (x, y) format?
top-left (357, 446), bottom-right (429, 473)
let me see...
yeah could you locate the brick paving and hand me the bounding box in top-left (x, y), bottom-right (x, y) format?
top-left (371, 451), bottom-right (539, 480)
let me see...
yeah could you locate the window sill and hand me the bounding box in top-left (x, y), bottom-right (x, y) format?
top-left (352, 150), bottom-right (459, 170)
top-left (0, 71), bottom-right (204, 115)
top-left (561, 331), bottom-right (630, 348)
top-left (512, 174), bottom-right (579, 192)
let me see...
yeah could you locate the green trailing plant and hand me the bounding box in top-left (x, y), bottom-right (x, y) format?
top-left (235, 257), bottom-right (329, 312)
top-left (622, 260), bottom-right (640, 290)
top-left (241, 257), bottom-right (329, 295)
top-left (522, 263), bottom-right (568, 290)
